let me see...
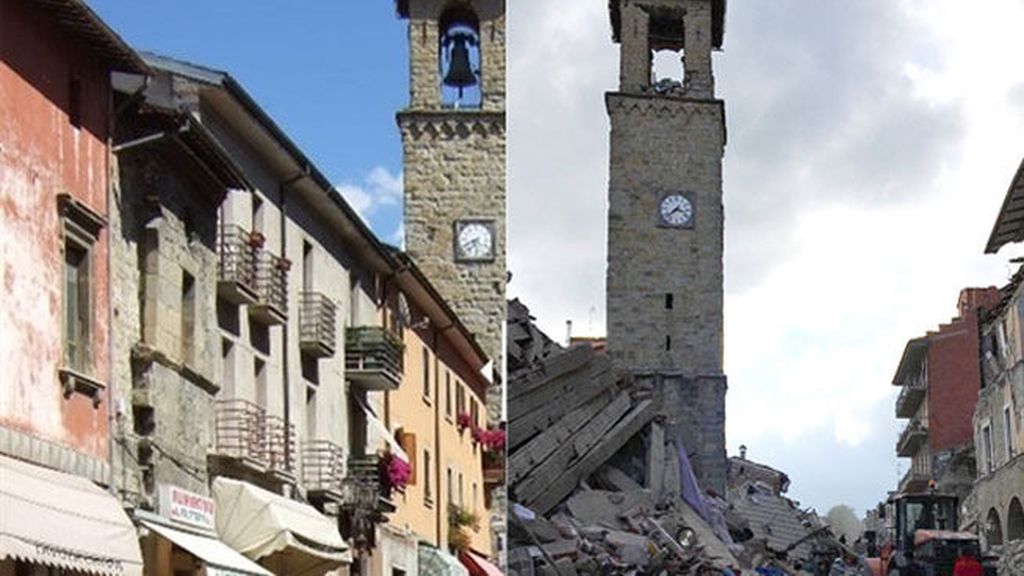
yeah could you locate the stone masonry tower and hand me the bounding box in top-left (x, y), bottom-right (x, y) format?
top-left (397, 0), bottom-right (506, 421)
top-left (606, 0), bottom-right (728, 494)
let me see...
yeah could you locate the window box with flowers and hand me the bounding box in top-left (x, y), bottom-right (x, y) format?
top-left (378, 451), bottom-right (411, 500)
top-left (447, 505), bottom-right (480, 553)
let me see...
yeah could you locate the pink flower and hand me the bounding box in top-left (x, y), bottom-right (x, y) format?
top-left (385, 453), bottom-right (411, 490)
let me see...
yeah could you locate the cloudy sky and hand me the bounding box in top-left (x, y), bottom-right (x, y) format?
top-left (508, 0), bottom-right (1024, 515)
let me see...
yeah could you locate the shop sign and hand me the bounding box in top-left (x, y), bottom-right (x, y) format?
top-left (159, 484), bottom-right (215, 531)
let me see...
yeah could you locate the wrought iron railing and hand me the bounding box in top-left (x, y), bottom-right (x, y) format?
top-left (217, 224), bottom-right (258, 295)
top-left (253, 251), bottom-right (288, 321)
top-left (266, 414), bottom-right (296, 477)
top-left (214, 399), bottom-right (268, 466)
top-left (895, 377), bottom-right (927, 418)
top-left (345, 327), bottom-right (404, 389)
top-left (300, 292), bottom-right (337, 357)
top-left (897, 418), bottom-right (928, 456)
top-left (303, 440), bottom-right (345, 495)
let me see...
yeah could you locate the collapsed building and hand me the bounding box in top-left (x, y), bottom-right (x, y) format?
top-left (506, 300), bottom-right (851, 575)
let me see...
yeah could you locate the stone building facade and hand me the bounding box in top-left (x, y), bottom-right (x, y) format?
top-left (970, 155), bottom-right (1024, 559)
top-left (605, 0), bottom-right (728, 494)
top-left (396, 0), bottom-right (507, 422)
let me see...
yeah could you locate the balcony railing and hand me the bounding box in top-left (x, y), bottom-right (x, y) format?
top-left (250, 251), bottom-right (288, 325)
top-left (895, 377), bottom-right (927, 419)
top-left (342, 455), bottom-right (396, 513)
top-left (300, 292), bottom-right (337, 358)
top-left (266, 414), bottom-right (296, 480)
top-left (482, 450), bottom-right (505, 486)
top-left (303, 440), bottom-right (346, 498)
top-left (897, 418), bottom-right (929, 457)
top-left (217, 224), bottom-right (259, 305)
top-left (345, 327), bottom-right (404, 391)
top-left (214, 399), bottom-right (268, 468)
top-left (898, 468), bottom-right (931, 494)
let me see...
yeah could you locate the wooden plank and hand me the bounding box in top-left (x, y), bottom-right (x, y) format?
top-left (646, 422), bottom-right (665, 498)
top-left (509, 345), bottom-right (597, 401)
top-left (508, 389), bottom-right (613, 485)
top-left (515, 391), bottom-right (632, 504)
top-left (528, 399), bottom-right (657, 515)
top-left (509, 364), bottom-right (614, 449)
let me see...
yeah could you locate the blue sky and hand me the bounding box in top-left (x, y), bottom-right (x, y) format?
top-left (89, 1), bottom-right (408, 241)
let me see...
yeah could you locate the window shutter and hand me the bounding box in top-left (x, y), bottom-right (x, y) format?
top-left (398, 430), bottom-right (417, 485)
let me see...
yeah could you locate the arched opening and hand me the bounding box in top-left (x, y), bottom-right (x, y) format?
top-left (439, 4), bottom-right (481, 108)
top-left (986, 508), bottom-right (1004, 548)
top-left (1008, 497), bottom-right (1024, 541)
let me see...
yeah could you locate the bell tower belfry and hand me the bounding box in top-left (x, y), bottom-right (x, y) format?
top-left (606, 0), bottom-right (728, 494)
top-left (396, 0), bottom-right (506, 415)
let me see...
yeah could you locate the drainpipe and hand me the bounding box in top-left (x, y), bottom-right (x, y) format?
top-left (434, 327), bottom-right (443, 548)
top-left (107, 74), bottom-right (151, 497)
top-left (279, 171), bottom-right (306, 495)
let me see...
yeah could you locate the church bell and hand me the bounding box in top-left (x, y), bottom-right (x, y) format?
top-left (442, 31), bottom-right (477, 97)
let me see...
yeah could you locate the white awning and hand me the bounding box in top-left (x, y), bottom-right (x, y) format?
top-left (212, 477), bottom-right (350, 576)
top-left (0, 453), bottom-right (144, 576)
top-left (418, 544), bottom-right (469, 576)
top-left (138, 516), bottom-right (271, 576)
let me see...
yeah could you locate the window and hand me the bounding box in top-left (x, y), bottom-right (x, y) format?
top-left (255, 358), bottom-right (267, 409)
top-left (447, 467), bottom-right (453, 507)
top-left (982, 424), bottom-right (994, 475)
top-left (64, 241), bottom-right (90, 371)
top-left (58, 193), bottom-right (105, 377)
top-left (665, 293), bottom-right (673, 309)
top-left (424, 449), bottom-right (432, 505)
top-left (456, 383), bottom-right (466, 416)
top-left (422, 348), bottom-right (431, 400)
top-left (472, 482), bottom-right (477, 513)
top-left (446, 371), bottom-right (452, 418)
top-left (302, 240), bottom-right (313, 292)
top-left (458, 472), bottom-right (464, 507)
top-left (1005, 405), bottom-right (1015, 461)
top-left (998, 321), bottom-right (1009, 359)
top-left (181, 270), bottom-right (195, 363)
top-left (470, 398), bottom-right (479, 430)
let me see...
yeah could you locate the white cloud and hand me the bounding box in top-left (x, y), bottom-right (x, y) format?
top-left (334, 166), bottom-right (404, 221)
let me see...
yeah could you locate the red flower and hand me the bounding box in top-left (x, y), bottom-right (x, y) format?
top-left (384, 453), bottom-right (411, 491)
top-left (456, 412), bottom-right (472, 430)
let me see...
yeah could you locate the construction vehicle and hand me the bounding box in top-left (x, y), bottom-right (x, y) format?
top-left (866, 491), bottom-right (998, 576)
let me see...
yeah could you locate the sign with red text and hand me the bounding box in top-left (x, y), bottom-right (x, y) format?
top-left (159, 484), bottom-right (215, 531)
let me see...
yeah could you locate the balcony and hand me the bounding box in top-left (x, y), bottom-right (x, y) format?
top-left (895, 376), bottom-right (926, 418)
top-left (217, 224), bottom-right (259, 305)
top-left (343, 455), bottom-right (396, 514)
top-left (213, 399), bottom-right (268, 470)
top-left (897, 419), bottom-right (929, 457)
top-left (482, 450), bottom-right (505, 486)
top-left (300, 292), bottom-right (337, 358)
top-left (899, 468), bottom-right (931, 494)
top-left (303, 440), bottom-right (346, 501)
top-left (345, 327), bottom-right (404, 391)
top-left (250, 251), bottom-right (288, 325)
top-left (266, 414), bottom-right (296, 481)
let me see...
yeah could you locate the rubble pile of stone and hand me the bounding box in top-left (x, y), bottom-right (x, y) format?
top-left (505, 301), bottom-right (846, 575)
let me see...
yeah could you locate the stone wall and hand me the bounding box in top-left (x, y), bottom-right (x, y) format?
top-left (399, 111), bottom-right (506, 421)
top-left (646, 373), bottom-right (727, 495)
top-left (113, 147), bottom-right (223, 505)
top-left (606, 94), bottom-right (726, 376)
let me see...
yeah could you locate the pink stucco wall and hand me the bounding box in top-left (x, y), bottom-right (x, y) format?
top-left (1, 0), bottom-right (114, 460)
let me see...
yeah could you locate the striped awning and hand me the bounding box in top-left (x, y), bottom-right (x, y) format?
top-left (0, 454), bottom-right (143, 576)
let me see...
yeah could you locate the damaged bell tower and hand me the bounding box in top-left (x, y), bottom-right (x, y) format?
top-left (605, 0), bottom-right (728, 495)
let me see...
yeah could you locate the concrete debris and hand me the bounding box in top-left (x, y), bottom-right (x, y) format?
top-left (508, 304), bottom-right (849, 575)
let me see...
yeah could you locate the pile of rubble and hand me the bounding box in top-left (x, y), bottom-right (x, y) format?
top-left (505, 301), bottom-right (848, 575)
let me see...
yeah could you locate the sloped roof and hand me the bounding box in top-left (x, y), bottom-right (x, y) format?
top-left (33, 0), bottom-right (148, 73)
top-left (731, 482), bottom-right (817, 562)
top-left (985, 156), bottom-right (1024, 254)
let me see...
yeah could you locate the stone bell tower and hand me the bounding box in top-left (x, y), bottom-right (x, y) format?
top-left (606, 0), bottom-right (728, 494)
top-left (397, 0), bottom-right (506, 417)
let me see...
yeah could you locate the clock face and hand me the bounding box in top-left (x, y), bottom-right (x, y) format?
top-left (455, 220), bottom-right (494, 261)
top-left (659, 193), bottom-right (693, 228)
